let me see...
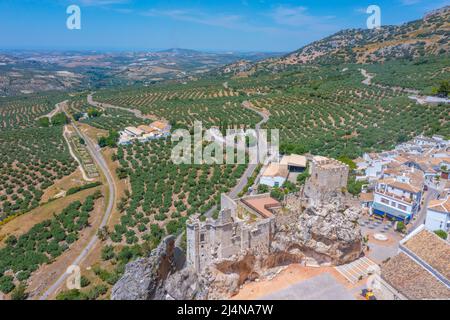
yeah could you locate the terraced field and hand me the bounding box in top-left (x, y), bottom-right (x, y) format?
top-left (0, 95), bottom-right (78, 220)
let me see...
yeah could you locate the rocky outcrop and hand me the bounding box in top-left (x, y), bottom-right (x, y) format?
top-left (273, 196), bottom-right (363, 266)
top-left (111, 236), bottom-right (184, 300)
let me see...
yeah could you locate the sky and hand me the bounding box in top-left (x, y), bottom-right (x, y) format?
top-left (0, 0), bottom-right (448, 52)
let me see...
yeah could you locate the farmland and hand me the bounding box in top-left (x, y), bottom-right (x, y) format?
top-left (66, 97), bottom-right (147, 131)
top-left (94, 81), bottom-right (261, 129)
top-left (0, 192), bottom-right (102, 295)
top-left (0, 94), bottom-right (78, 220)
top-left (245, 64), bottom-right (449, 158)
top-left (94, 62), bottom-right (449, 160)
top-left (110, 138), bottom-right (247, 245)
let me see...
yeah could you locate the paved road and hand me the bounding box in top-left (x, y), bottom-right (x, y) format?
top-left (204, 101), bottom-right (270, 217)
top-left (87, 93), bottom-right (150, 120)
top-left (360, 68), bottom-right (420, 94)
top-left (410, 186), bottom-right (440, 231)
top-left (39, 101), bottom-right (117, 300)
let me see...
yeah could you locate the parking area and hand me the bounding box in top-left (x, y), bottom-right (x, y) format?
top-left (359, 216), bottom-right (396, 234)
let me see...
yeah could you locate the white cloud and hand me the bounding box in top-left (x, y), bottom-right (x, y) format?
top-left (268, 5), bottom-right (336, 32)
top-left (143, 9), bottom-right (279, 33)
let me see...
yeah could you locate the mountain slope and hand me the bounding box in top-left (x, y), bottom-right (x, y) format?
top-left (281, 6), bottom-right (449, 66)
top-left (217, 6), bottom-right (449, 76)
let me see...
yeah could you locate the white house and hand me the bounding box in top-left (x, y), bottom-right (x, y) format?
top-left (372, 170), bottom-right (424, 222)
top-left (425, 197), bottom-right (450, 233)
top-left (362, 153), bottom-right (394, 181)
top-left (124, 126), bottom-right (145, 137)
top-left (260, 163), bottom-right (288, 188)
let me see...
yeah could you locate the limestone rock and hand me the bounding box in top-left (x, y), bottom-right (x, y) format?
top-left (272, 196), bottom-right (363, 265)
top-left (111, 235), bottom-right (183, 300)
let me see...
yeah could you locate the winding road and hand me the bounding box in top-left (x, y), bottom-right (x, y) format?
top-left (87, 93), bottom-right (151, 120)
top-left (204, 101), bottom-right (270, 217)
top-left (39, 101), bottom-right (117, 300)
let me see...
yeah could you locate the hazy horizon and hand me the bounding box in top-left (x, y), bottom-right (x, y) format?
top-left (1, 0), bottom-right (448, 52)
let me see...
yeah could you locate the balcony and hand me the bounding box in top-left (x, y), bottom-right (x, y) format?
top-left (375, 189), bottom-right (413, 204)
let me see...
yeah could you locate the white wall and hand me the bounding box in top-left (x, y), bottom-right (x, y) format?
top-left (425, 209), bottom-right (449, 232)
top-left (374, 192), bottom-right (413, 215)
top-left (260, 176), bottom-right (286, 188)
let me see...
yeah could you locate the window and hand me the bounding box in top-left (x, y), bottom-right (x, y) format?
top-left (381, 198), bottom-right (389, 205)
top-left (398, 204), bottom-right (407, 211)
top-left (391, 201), bottom-right (396, 207)
top-left (200, 233), bottom-right (205, 242)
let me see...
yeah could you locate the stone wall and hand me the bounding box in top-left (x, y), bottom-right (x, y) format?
top-left (187, 194), bottom-right (274, 272)
top-left (305, 158), bottom-right (349, 203)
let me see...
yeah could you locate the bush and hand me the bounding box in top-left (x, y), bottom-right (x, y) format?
top-left (296, 170), bottom-right (310, 185)
top-left (434, 229), bottom-right (448, 240)
top-left (66, 182), bottom-right (102, 196)
top-left (56, 289), bottom-right (87, 300)
top-left (396, 221), bottom-right (405, 233)
top-left (270, 188), bottom-right (284, 201)
top-left (101, 245), bottom-right (115, 261)
top-left (0, 275), bottom-right (15, 294)
top-left (37, 117), bottom-right (50, 127)
top-left (257, 184), bottom-right (269, 194)
top-left (347, 178), bottom-right (366, 196)
top-left (51, 113), bottom-right (69, 126)
top-left (80, 276), bottom-right (91, 288)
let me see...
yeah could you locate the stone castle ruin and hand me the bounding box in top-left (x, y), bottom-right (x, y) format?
top-left (186, 157), bottom-right (354, 273)
top-left (187, 194), bottom-right (278, 272)
top-left (112, 156), bottom-right (363, 300)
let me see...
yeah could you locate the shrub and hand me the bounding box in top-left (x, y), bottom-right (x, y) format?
top-left (101, 245), bottom-right (115, 261)
top-left (434, 229), bottom-right (448, 240)
top-left (396, 221), bottom-right (405, 233)
top-left (56, 289), bottom-right (87, 300)
top-left (11, 283), bottom-right (28, 300)
top-left (0, 276), bottom-right (15, 294)
top-left (80, 276), bottom-right (91, 288)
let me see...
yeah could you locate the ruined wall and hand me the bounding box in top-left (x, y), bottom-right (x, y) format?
top-left (187, 207), bottom-right (273, 272)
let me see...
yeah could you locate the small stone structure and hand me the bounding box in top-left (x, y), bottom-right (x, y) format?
top-left (304, 157), bottom-right (349, 203)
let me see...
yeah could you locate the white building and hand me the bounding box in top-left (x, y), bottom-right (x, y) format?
top-left (260, 163), bottom-right (288, 188)
top-left (372, 168), bottom-right (424, 222)
top-left (280, 154), bottom-right (307, 172)
top-left (124, 126), bottom-right (145, 137)
top-left (425, 196), bottom-right (450, 233)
